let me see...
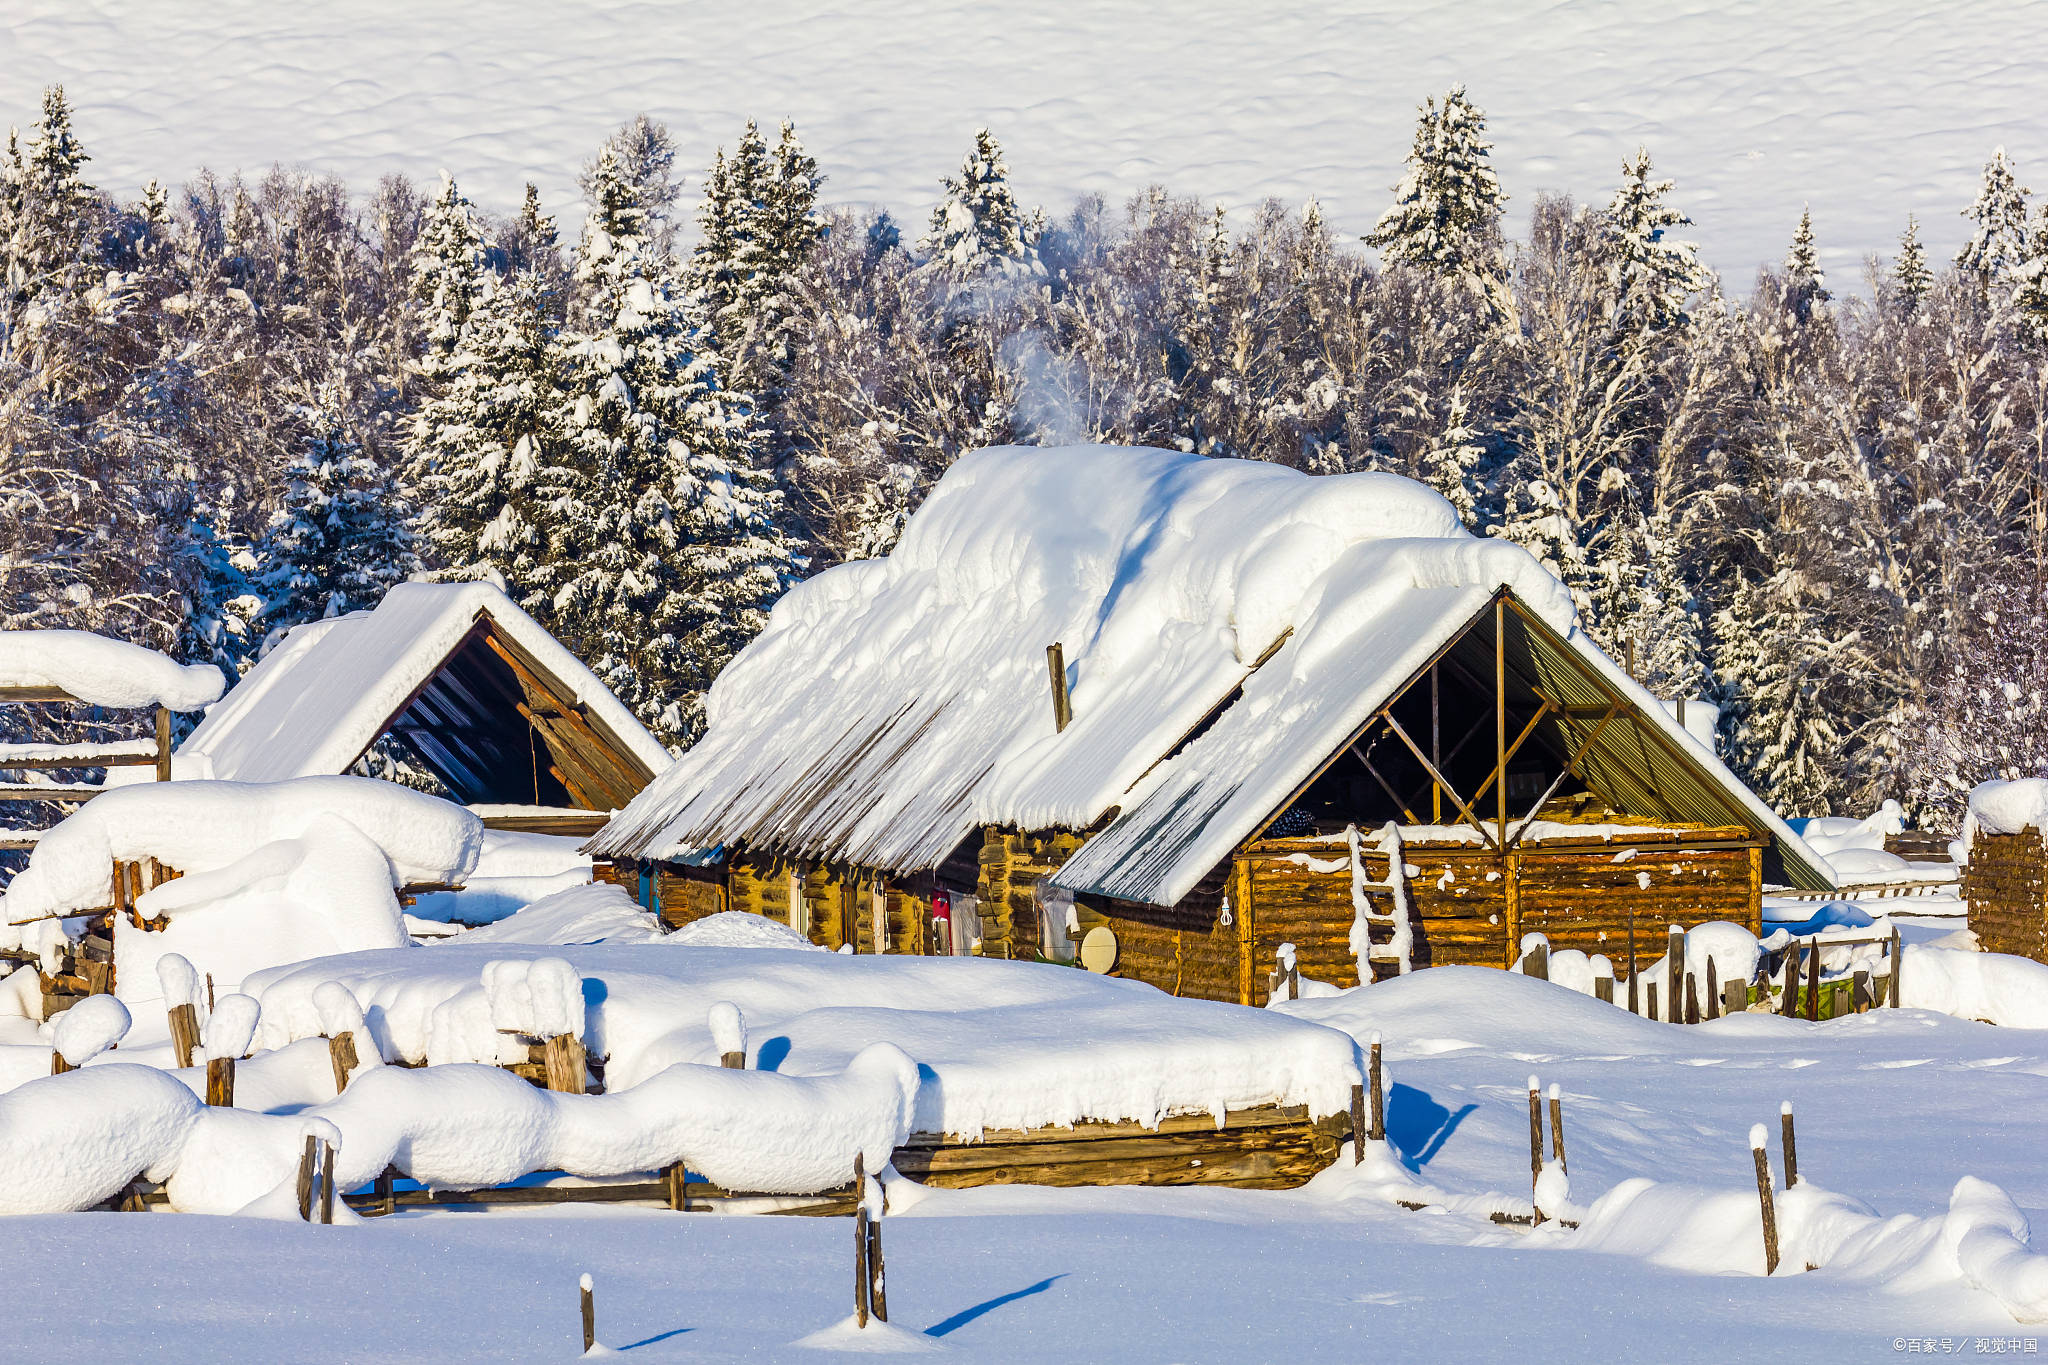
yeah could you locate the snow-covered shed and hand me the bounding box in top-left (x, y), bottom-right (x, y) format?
top-left (175, 583), bottom-right (669, 833)
top-left (588, 446), bottom-right (1832, 1001)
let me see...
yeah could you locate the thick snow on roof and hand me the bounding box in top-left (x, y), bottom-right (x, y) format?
top-left (0, 630), bottom-right (222, 711)
top-left (173, 582), bottom-right (669, 784)
top-left (593, 445), bottom-right (1551, 869)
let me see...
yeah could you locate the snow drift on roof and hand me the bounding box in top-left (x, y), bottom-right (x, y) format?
top-left (590, 445), bottom-right (1575, 871)
top-left (172, 582), bottom-right (669, 784)
top-left (0, 630), bottom-right (222, 711)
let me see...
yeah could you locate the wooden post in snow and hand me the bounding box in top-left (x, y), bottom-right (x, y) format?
top-left (1626, 915), bottom-right (1638, 1015)
top-left (1724, 976), bottom-right (1747, 1018)
top-left (1647, 981), bottom-right (1658, 1022)
top-left (1705, 958), bottom-right (1720, 1021)
top-left (1526, 1075), bottom-right (1545, 1222)
top-left (543, 1033), bottom-right (587, 1094)
top-left (1781, 948), bottom-right (1799, 1018)
top-left (1368, 1034), bottom-right (1385, 1142)
top-left (205, 1055), bottom-right (235, 1107)
top-left (1665, 926), bottom-right (1684, 1024)
top-left (1685, 972), bottom-right (1699, 1025)
top-left (1751, 1125), bottom-right (1780, 1274)
top-left (1780, 1101), bottom-right (1798, 1188)
top-left (853, 1153), bottom-right (872, 1328)
top-left (154, 706), bottom-right (173, 783)
top-left (1804, 939), bottom-right (1821, 1023)
top-left (1046, 643), bottom-right (1072, 734)
top-left (297, 1134), bottom-right (318, 1222)
top-left (580, 1274), bottom-right (596, 1354)
top-left (319, 1140), bottom-right (337, 1225)
top-left (167, 1003), bottom-right (199, 1071)
top-left (1546, 1083), bottom-right (1567, 1174)
top-left (1349, 1082), bottom-right (1367, 1164)
top-left (327, 1033), bottom-right (359, 1095)
top-left (1889, 926), bottom-right (1903, 1007)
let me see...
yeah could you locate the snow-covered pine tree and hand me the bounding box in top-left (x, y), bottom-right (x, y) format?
top-left (553, 146), bottom-right (798, 747)
top-left (1634, 511), bottom-right (1706, 699)
top-left (410, 172), bottom-right (485, 372)
top-left (688, 120), bottom-right (826, 394)
top-left (922, 129), bottom-right (1040, 278)
top-left (1956, 147), bottom-right (2031, 282)
top-left (1892, 215), bottom-right (1932, 316)
top-left (1712, 573), bottom-right (1840, 817)
top-left (580, 114), bottom-right (681, 254)
top-left (4, 86), bottom-right (98, 311)
top-left (253, 383), bottom-right (418, 638)
top-left (1365, 85), bottom-right (1512, 319)
top-left (413, 266), bottom-right (566, 597)
top-left (1604, 148), bottom-right (1704, 331)
top-left (1783, 207), bottom-right (1829, 322)
top-left (2014, 202), bottom-right (2048, 349)
top-left (1420, 385), bottom-right (1484, 524)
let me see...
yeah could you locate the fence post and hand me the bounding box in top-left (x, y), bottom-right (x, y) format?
top-left (319, 1139), bottom-right (337, 1225)
top-left (1705, 958), bottom-right (1720, 1020)
top-left (1751, 1125), bottom-right (1780, 1274)
top-left (853, 1153), bottom-right (871, 1328)
top-left (1526, 1075), bottom-right (1545, 1222)
top-left (1805, 938), bottom-right (1820, 1023)
top-left (1368, 1033), bottom-right (1385, 1142)
top-left (1546, 1083), bottom-right (1567, 1173)
top-left (296, 1134), bottom-right (317, 1222)
top-left (1665, 926), bottom-right (1684, 1023)
top-left (1780, 1100), bottom-right (1798, 1188)
top-left (580, 1273), bottom-right (595, 1354)
top-left (1349, 1082), bottom-right (1367, 1164)
top-left (1889, 926), bottom-right (1903, 1008)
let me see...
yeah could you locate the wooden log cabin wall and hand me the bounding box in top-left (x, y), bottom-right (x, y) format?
top-left (1961, 830), bottom-right (2048, 963)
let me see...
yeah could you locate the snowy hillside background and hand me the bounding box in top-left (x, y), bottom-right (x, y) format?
top-left (6, 0), bottom-right (2046, 277)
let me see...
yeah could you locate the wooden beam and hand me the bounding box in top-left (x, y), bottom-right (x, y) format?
top-left (1382, 712), bottom-right (1497, 849)
top-left (1504, 706), bottom-right (1623, 850)
top-left (1350, 740), bottom-right (1419, 825)
top-left (155, 707), bottom-right (172, 783)
top-left (1494, 596), bottom-right (1508, 849)
top-left (1046, 643), bottom-right (1072, 733)
top-left (0, 687), bottom-right (80, 704)
top-left (1466, 700), bottom-right (1557, 812)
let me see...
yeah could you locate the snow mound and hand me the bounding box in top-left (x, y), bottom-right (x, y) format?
top-left (3, 776), bottom-right (482, 924)
top-left (1969, 779), bottom-right (2048, 842)
top-left (451, 883), bottom-right (662, 947)
top-left (50, 994), bottom-right (130, 1066)
top-left (669, 911), bottom-right (828, 952)
top-left (0, 629), bottom-right (223, 711)
top-left (1278, 965), bottom-right (1680, 1058)
top-left (1898, 945), bottom-right (2048, 1029)
top-left (792, 1315), bottom-right (945, 1353)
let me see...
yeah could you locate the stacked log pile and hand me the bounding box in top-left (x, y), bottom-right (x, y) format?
top-left (1962, 830), bottom-right (2048, 963)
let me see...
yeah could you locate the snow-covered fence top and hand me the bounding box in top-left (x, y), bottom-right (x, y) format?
top-left (0, 630), bottom-right (223, 712)
top-left (591, 445), bottom-right (1576, 874)
top-left (1965, 779), bottom-right (2048, 842)
top-left (249, 941), bottom-right (1362, 1139)
top-left (3, 776), bottom-right (483, 924)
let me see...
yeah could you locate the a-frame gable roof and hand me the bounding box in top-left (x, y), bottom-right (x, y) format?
top-left (1052, 587), bottom-right (1833, 906)
top-left (174, 583), bottom-right (668, 809)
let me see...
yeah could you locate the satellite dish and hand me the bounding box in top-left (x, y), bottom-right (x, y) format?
top-left (1079, 926), bottom-right (1119, 974)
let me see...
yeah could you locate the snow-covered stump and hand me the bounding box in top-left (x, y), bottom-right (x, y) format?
top-left (1751, 1124), bottom-right (1780, 1274)
top-left (483, 958), bottom-right (589, 1094)
top-left (710, 1001), bottom-right (747, 1069)
top-left (156, 953), bottom-right (202, 1070)
top-left (202, 994), bottom-right (259, 1107)
top-left (49, 993), bottom-right (130, 1074)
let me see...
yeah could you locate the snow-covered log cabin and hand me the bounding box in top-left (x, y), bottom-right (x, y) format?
top-left (588, 446), bottom-right (1833, 1003)
top-left (170, 582), bottom-right (670, 837)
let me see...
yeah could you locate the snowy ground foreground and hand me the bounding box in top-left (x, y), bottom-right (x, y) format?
top-left (7, 1), bottom-right (2046, 278)
top-left (11, 969), bottom-right (2048, 1362)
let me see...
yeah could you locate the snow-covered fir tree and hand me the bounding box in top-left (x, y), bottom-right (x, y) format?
top-left (1713, 574), bottom-right (1841, 817)
top-left (4, 85), bottom-right (98, 315)
top-left (1633, 512), bottom-right (1706, 699)
top-left (1782, 207), bottom-right (1829, 322)
top-left (2014, 202), bottom-right (2048, 349)
top-left (923, 130), bottom-right (1040, 278)
top-left (1893, 215), bottom-right (1932, 315)
top-left (410, 172), bottom-right (485, 372)
top-left (1604, 147), bottom-right (1704, 331)
top-left (1420, 385), bottom-right (1484, 524)
top-left (1956, 147), bottom-right (2031, 282)
top-left (689, 120), bottom-right (825, 396)
top-left (252, 384), bottom-right (418, 640)
top-left (553, 146), bottom-right (798, 746)
top-left (580, 114), bottom-right (681, 253)
top-left (1366, 85), bottom-right (1511, 318)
